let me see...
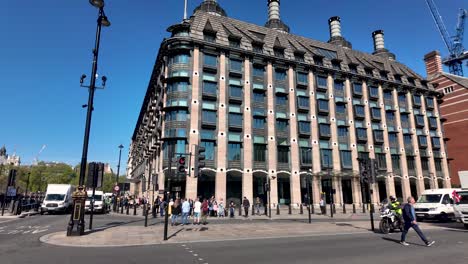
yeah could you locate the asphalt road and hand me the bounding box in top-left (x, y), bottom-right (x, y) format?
top-left (0, 214), bottom-right (467, 264)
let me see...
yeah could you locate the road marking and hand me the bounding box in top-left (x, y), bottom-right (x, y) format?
top-left (0, 225), bottom-right (49, 235)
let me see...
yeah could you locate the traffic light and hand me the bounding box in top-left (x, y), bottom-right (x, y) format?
top-left (7, 169), bottom-right (17, 186)
top-left (194, 145), bottom-right (206, 178)
top-left (177, 156), bottom-right (186, 174)
top-left (359, 159), bottom-right (369, 184)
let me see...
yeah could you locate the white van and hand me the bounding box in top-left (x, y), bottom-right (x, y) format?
top-left (453, 172), bottom-right (468, 229)
top-left (414, 188), bottom-right (461, 221)
top-left (85, 190), bottom-right (104, 214)
top-left (41, 184), bottom-right (75, 214)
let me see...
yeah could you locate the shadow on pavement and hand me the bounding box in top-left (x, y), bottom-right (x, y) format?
top-left (167, 228), bottom-right (184, 240)
top-left (84, 219), bottom-right (144, 235)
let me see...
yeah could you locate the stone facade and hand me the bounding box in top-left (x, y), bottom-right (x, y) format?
top-left (127, 1), bottom-right (450, 206)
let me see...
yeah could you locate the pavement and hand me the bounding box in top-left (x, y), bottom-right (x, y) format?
top-left (1, 213), bottom-right (468, 264)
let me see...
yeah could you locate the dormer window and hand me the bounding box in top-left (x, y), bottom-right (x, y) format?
top-left (349, 64), bottom-right (358, 74)
top-left (204, 31), bottom-right (216, 43)
top-left (394, 74), bottom-right (402, 83)
top-left (365, 68), bottom-right (373, 77)
top-left (380, 71), bottom-right (388, 80)
top-left (314, 56), bottom-right (324, 66)
top-left (294, 52), bottom-right (305, 62)
top-left (229, 37), bottom-right (241, 48)
top-left (332, 60), bottom-right (341, 70)
top-left (252, 42), bottom-right (263, 53)
top-left (274, 47), bottom-right (285, 58)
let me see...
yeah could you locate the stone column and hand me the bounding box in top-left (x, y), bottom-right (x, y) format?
top-left (433, 99), bottom-right (451, 187)
top-left (392, 89), bottom-right (411, 199)
top-left (309, 72), bottom-right (321, 174)
top-left (312, 175), bottom-right (321, 207)
top-left (421, 94), bottom-right (438, 189)
top-left (345, 79), bottom-right (361, 205)
top-left (186, 47), bottom-right (201, 200)
top-left (243, 57), bottom-right (254, 203)
top-left (407, 91), bottom-right (425, 196)
top-left (378, 85), bottom-right (395, 199)
top-left (215, 52), bottom-right (228, 203)
top-left (267, 62), bottom-right (278, 206)
top-left (327, 75), bottom-right (342, 205)
top-left (288, 67), bottom-right (301, 206)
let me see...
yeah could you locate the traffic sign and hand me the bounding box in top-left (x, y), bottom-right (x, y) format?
top-left (114, 185), bottom-right (120, 192)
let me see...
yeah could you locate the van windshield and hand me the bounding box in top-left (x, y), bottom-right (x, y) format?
top-left (417, 194), bottom-right (442, 203)
top-left (46, 194), bottom-right (65, 201)
top-left (457, 192), bottom-right (468, 204)
top-left (87, 195), bottom-right (103, 201)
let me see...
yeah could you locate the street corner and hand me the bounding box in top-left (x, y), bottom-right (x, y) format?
top-left (39, 226), bottom-right (164, 248)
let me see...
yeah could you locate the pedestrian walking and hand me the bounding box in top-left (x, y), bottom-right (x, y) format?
top-left (319, 198), bottom-right (326, 215)
top-left (242, 197), bottom-right (250, 217)
top-left (181, 198), bottom-right (190, 225)
top-left (229, 201), bottom-right (235, 218)
top-left (193, 198), bottom-right (201, 225)
top-left (400, 196), bottom-right (435, 247)
top-left (213, 201), bottom-right (218, 217)
top-left (255, 197), bottom-right (261, 215)
top-left (218, 199), bottom-right (225, 217)
top-left (189, 198), bottom-right (194, 217)
top-left (201, 198), bottom-right (209, 225)
top-left (171, 199), bottom-right (181, 226)
top-left (168, 198), bottom-right (174, 217)
top-left (159, 197), bottom-right (166, 217)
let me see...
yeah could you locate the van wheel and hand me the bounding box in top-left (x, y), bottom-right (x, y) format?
top-left (464, 224), bottom-right (468, 230)
top-left (439, 213), bottom-right (449, 223)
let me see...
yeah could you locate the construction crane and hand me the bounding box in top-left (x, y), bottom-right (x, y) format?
top-left (425, 0), bottom-right (467, 76)
top-left (33, 145), bottom-right (46, 165)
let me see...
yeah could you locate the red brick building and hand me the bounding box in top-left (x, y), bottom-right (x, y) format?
top-left (424, 51), bottom-right (468, 186)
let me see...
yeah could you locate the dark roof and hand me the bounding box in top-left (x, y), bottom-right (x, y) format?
top-left (440, 73), bottom-right (468, 88)
top-left (188, 9), bottom-right (429, 87)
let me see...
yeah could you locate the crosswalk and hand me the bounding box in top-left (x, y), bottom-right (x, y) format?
top-left (0, 225), bottom-right (50, 235)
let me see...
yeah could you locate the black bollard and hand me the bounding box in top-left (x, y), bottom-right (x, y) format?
top-left (353, 204), bottom-right (356, 214)
top-left (311, 204), bottom-right (314, 214)
top-left (126, 205), bottom-right (129, 215)
top-left (333, 204), bottom-right (336, 214)
top-left (238, 206), bottom-right (242, 216)
top-left (152, 205), bottom-right (156, 218)
top-left (133, 205), bottom-right (137, 216)
top-left (252, 204), bottom-right (255, 216)
top-left (343, 203), bottom-right (346, 214)
top-left (288, 204), bottom-right (292, 215)
top-left (276, 204), bottom-right (280, 215)
top-left (300, 204), bottom-right (303, 214)
top-left (362, 203), bottom-right (366, 213)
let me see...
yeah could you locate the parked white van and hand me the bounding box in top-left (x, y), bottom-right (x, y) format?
top-left (41, 184), bottom-right (75, 215)
top-left (414, 188), bottom-right (461, 222)
top-left (454, 172), bottom-right (468, 229)
top-left (85, 190), bottom-right (104, 214)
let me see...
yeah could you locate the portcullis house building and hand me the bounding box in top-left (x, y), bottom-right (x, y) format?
top-left (127, 0), bottom-right (451, 207)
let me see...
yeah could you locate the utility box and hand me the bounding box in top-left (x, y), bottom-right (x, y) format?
top-left (459, 171), bottom-right (468, 189)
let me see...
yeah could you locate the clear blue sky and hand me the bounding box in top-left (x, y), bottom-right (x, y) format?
top-left (1, 0), bottom-right (466, 172)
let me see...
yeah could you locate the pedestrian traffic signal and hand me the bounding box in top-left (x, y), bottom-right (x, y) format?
top-left (193, 145), bottom-right (206, 178)
top-left (178, 156), bottom-right (186, 174)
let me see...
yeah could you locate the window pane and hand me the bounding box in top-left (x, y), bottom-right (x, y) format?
top-left (316, 76), bottom-right (328, 88)
top-left (321, 149), bottom-right (332, 168)
top-left (275, 70), bottom-right (286, 81)
top-left (202, 110), bottom-right (217, 123)
top-left (230, 59), bottom-right (242, 72)
top-left (353, 83), bottom-right (363, 94)
top-left (253, 91), bottom-right (265, 103)
top-left (253, 117), bottom-right (265, 129)
top-left (299, 121), bottom-right (310, 133)
top-left (301, 148), bottom-right (312, 164)
top-left (318, 100), bottom-right (329, 111)
top-left (167, 81), bottom-right (189, 93)
top-left (203, 81), bottom-right (217, 94)
top-left (277, 95), bottom-right (288, 105)
top-left (369, 86), bottom-right (379, 98)
top-left (276, 120), bottom-right (289, 130)
top-left (229, 113), bottom-right (243, 126)
top-left (228, 143), bottom-right (241, 161)
top-left (230, 86), bottom-right (243, 97)
top-left (204, 54), bottom-right (217, 67)
top-left (297, 72), bottom-right (308, 84)
top-left (298, 96), bottom-right (309, 108)
top-left (277, 146), bottom-right (290, 163)
top-left (254, 144), bottom-right (266, 162)
top-left (200, 141), bottom-right (215, 160)
top-left (253, 66), bottom-right (264, 77)
top-left (341, 150), bottom-right (352, 168)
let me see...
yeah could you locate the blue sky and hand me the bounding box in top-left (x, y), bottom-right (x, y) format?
top-left (1, 0), bottom-right (466, 173)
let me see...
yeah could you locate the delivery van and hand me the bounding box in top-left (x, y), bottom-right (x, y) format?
top-left (414, 188), bottom-right (461, 222)
top-left (454, 172), bottom-right (468, 229)
top-left (41, 184), bottom-right (74, 214)
top-left (85, 190), bottom-right (104, 214)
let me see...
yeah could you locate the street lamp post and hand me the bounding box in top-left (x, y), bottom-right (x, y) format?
top-left (114, 144), bottom-right (124, 212)
top-left (67, 0), bottom-right (111, 236)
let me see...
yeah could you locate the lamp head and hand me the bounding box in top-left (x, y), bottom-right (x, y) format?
top-left (100, 15), bottom-right (111, 27)
top-left (80, 74), bottom-right (87, 84)
top-left (118, 144), bottom-right (124, 149)
top-left (89, 0), bottom-right (105, 8)
top-left (101, 75), bottom-right (107, 86)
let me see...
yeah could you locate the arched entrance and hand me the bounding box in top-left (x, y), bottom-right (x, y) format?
top-left (226, 170), bottom-right (242, 206)
top-left (253, 171), bottom-right (268, 206)
top-left (277, 172), bottom-right (291, 205)
top-left (197, 170), bottom-right (216, 200)
top-left (409, 177), bottom-right (418, 200)
top-left (394, 177), bottom-right (403, 200)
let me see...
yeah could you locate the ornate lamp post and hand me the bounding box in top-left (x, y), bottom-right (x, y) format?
top-left (67, 0), bottom-right (110, 236)
top-left (114, 144), bottom-right (124, 212)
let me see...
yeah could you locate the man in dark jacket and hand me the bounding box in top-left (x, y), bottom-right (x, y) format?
top-left (242, 197), bottom-right (250, 217)
top-left (400, 196), bottom-right (435, 247)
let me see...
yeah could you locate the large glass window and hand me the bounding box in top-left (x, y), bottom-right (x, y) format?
top-left (376, 153), bottom-right (387, 169)
top-left (355, 105), bottom-right (365, 117)
top-left (204, 54), bottom-right (217, 67)
top-left (202, 110), bottom-right (217, 123)
top-left (407, 157), bottom-right (415, 171)
top-left (429, 117), bottom-right (438, 129)
top-left (253, 66), bottom-right (264, 77)
top-left (230, 86), bottom-right (243, 98)
top-left (253, 117), bottom-right (266, 129)
top-left (277, 146), bottom-right (290, 163)
top-left (298, 121), bottom-right (310, 133)
top-left (398, 94), bottom-right (407, 105)
top-left (321, 149), bottom-right (332, 168)
top-left (432, 137), bottom-right (441, 148)
top-left (228, 143), bottom-right (241, 161)
top-left (356, 128), bottom-right (367, 139)
top-left (338, 127), bottom-right (348, 139)
top-left (404, 134), bottom-right (412, 146)
top-left (336, 104), bottom-right (346, 115)
top-left (369, 86), bottom-right (379, 98)
top-left (392, 155), bottom-right (401, 171)
top-left (165, 109), bottom-right (188, 121)
top-left (415, 115), bottom-right (425, 127)
top-left (170, 54), bottom-right (190, 64)
top-left (413, 95), bottom-right (421, 106)
top-left (275, 70), bottom-right (287, 81)
top-left (230, 59), bottom-right (242, 72)
top-left (341, 150), bottom-right (352, 169)
top-left (400, 114), bottom-right (409, 128)
top-left (229, 113), bottom-right (243, 126)
top-left (334, 81), bottom-right (345, 94)
top-left (203, 81), bottom-right (217, 94)
top-left (316, 76), bottom-right (328, 88)
top-left (418, 135), bottom-right (428, 147)
top-left (426, 97), bottom-right (434, 108)
top-left (200, 141), bottom-right (215, 160)
top-left (384, 91), bottom-right (393, 101)
top-left (371, 107), bottom-right (381, 120)
top-left (319, 123), bottom-right (331, 137)
top-left (301, 148), bottom-right (312, 164)
top-left (167, 81), bottom-right (189, 93)
top-left (254, 144), bottom-right (266, 162)
top-left (276, 120), bottom-right (289, 131)
top-left (435, 159), bottom-right (443, 172)
top-left (164, 140), bottom-right (187, 159)
top-left (297, 72), bottom-right (308, 84)
top-left (353, 83), bottom-right (363, 95)
top-left (318, 99), bottom-right (329, 112)
top-left (297, 96), bottom-right (309, 108)
top-left (253, 91), bottom-right (265, 103)
top-left (374, 130), bottom-right (384, 142)
top-left (276, 95), bottom-right (288, 105)
top-left (386, 112), bottom-right (395, 122)
top-left (388, 133), bottom-right (398, 147)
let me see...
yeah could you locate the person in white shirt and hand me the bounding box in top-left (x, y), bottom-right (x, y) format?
top-left (181, 199), bottom-right (190, 225)
top-left (193, 198), bottom-right (202, 225)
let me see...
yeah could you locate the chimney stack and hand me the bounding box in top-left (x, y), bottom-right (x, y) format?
top-left (372, 30), bottom-right (395, 60)
top-left (424, 51), bottom-right (443, 78)
top-left (327, 16), bottom-right (352, 48)
top-left (265, 0), bottom-right (290, 33)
